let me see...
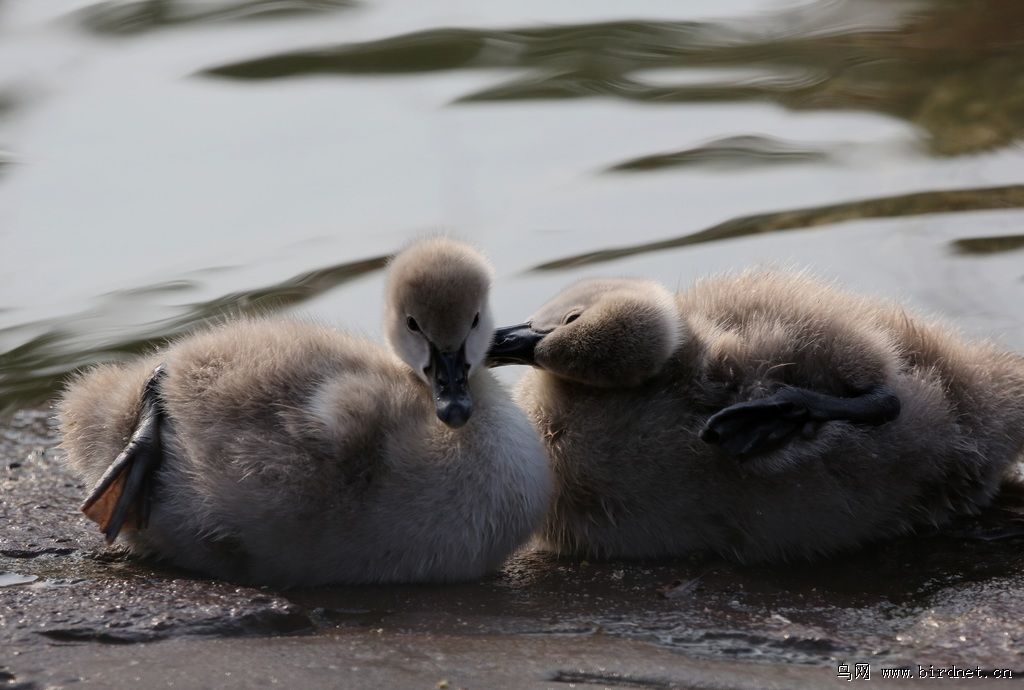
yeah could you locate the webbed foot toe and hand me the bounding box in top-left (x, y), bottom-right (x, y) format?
top-left (700, 389), bottom-right (809, 458)
top-left (80, 364), bottom-right (167, 543)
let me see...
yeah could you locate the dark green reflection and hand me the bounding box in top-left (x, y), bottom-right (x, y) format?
top-left (0, 91), bottom-right (15, 114)
top-left (203, 0), bottom-right (1024, 156)
top-left (206, 29), bottom-right (487, 77)
top-left (607, 136), bottom-right (830, 172)
top-left (0, 91), bottom-right (17, 176)
top-left (77, 0), bottom-right (356, 35)
top-left (532, 185), bottom-right (1024, 270)
top-left (952, 234), bottom-right (1024, 255)
top-left (0, 255), bottom-right (387, 413)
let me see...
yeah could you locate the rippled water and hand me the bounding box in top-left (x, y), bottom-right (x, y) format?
top-left (1, 0), bottom-right (1023, 411)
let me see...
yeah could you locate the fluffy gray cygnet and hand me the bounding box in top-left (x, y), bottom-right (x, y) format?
top-left (489, 270), bottom-right (1024, 562)
top-left (60, 238), bottom-right (551, 586)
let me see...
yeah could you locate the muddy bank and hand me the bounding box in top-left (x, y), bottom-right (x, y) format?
top-left (3, 407), bottom-right (1024, 688)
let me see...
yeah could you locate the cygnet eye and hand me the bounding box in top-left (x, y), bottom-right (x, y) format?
top-left (563, 311), bottom-right (582, 325)
top-left (406, 316), bottom-right (420, 333)
top-left (471, 312), bottom-right (480, 329)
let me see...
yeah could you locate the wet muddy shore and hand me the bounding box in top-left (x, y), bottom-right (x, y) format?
top-left (4, 406), bottom-right (1024, 689)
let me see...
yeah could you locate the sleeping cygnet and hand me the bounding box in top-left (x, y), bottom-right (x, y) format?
top-left (489, 269), bottom-right (1024, 562)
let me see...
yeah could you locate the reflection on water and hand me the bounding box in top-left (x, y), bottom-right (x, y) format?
top-left (205, 0), bottom-right (1024, 155)
top-left (952, 233), bottom-right (1024, 256)
top-left (534, 184), bottom-right (1024, 270)
top-left (0, 255), bottom-right (387, 408)
top-left (606, 135), bottom-right (831, 172)
top-left (0, 91), bottom-right (15, 177)
top-left (1, 0), bottom-right (1023, 411)
top-left (76, 0), bottom-right (356, 35)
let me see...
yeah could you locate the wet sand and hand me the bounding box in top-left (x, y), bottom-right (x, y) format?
top-left (3, 407), bottom-right (1024, 688)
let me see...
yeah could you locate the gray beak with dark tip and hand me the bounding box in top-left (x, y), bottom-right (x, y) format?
top-left (429, 344), bottom-right (472, 428)
top-left (487, 323), bottom-right (547, 367)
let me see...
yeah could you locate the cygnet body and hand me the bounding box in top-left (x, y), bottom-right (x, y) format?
top-left (489, 270), bottom-right (1024, 562)
top-left (60, 238), bottom-right (551, 586)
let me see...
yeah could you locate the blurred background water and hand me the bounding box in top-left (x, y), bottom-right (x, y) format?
top-left (1, 0), bottom-right (1023, 412)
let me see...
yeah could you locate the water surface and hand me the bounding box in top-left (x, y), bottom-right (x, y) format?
top-left (1, 0), bottom-right (1023, 410)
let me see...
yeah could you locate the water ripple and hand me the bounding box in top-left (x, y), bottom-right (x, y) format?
top-left (200, 1), bottom-right (1024, 155)
top-left (0, 254), bottom-right (388, 413)
top-left (74, 0), bottom-right (358, 35)
top-left (532, 184), bottom-right (1024, 271)
top-left (606, 135), bottom-right (831, 172)
top-left (951, 234), bottom-right (1024, 256)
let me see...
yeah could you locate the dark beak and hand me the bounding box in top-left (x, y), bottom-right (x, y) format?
top-left (428, 344), bottom-right (472, 428)
top-left (486, 323), bottom-right (547, 367)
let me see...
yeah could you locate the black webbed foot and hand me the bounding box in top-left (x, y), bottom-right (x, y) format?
top-left (700, 385), bottom-right (900, 459)
top-left (80, 364), bottom-right (167, 543)
top-left (700, 388), bottom-right (811, 457)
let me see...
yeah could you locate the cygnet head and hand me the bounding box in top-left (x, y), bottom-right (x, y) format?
top-left (488, 278), bottom-right (683, 387)
top-left (386, 237), bottom-right (496, 428)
